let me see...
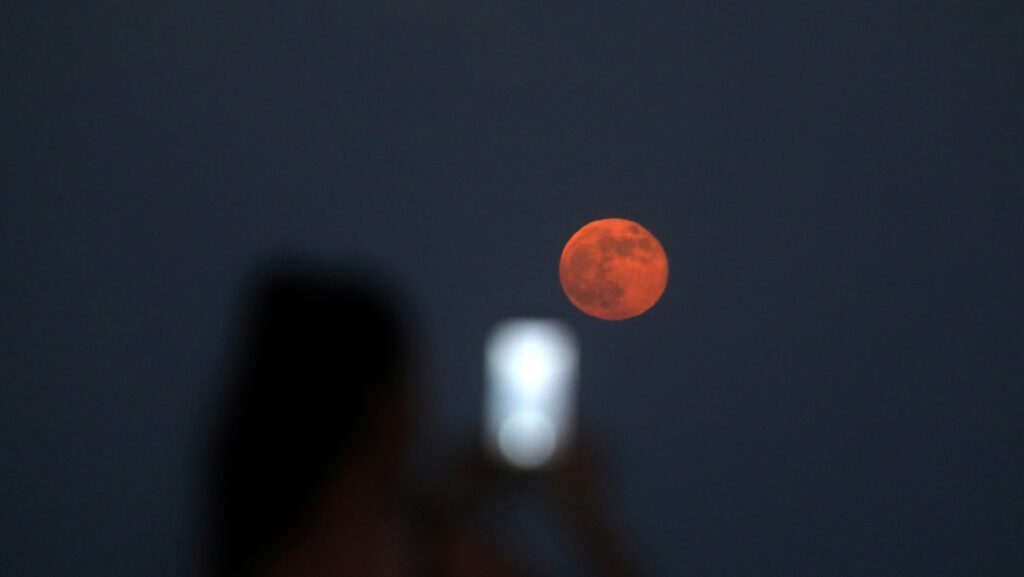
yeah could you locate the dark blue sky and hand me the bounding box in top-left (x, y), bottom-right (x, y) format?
top-left (2, 2), bottom-right (1022, 575)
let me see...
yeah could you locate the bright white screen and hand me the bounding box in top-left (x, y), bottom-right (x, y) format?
top-left (484, 318), bottom-right (579, 469)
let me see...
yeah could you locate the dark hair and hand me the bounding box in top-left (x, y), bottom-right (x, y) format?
top-left (206, 261), bottom-right (409, 576)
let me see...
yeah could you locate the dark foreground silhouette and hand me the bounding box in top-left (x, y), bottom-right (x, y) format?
top-left (202, 260), bottom-right (643, 577)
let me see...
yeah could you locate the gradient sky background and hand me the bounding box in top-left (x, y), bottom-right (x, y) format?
top-left (2, 2), bottom-right (1022, 576)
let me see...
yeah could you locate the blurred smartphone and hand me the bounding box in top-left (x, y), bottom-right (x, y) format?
top-left (484, 318), bottom-right (579, 469)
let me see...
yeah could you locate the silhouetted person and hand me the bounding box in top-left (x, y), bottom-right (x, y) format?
top-left (202, 259), bottom-right (644, 577)
top-left (204, 262), bottom-right (416, 577)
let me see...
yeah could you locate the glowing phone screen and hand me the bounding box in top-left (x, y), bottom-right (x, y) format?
top-left (484, 318), bottom-right (579, 469)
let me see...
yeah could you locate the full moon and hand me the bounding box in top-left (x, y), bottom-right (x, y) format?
top-left (559, 218), bottom-right (668, 321)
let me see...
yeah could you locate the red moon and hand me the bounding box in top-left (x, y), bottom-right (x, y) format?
top-left (559, 219), bottom-right (668, 321)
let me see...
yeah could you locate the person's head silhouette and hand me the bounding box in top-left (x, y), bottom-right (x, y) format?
top-left (207, 261), bottom-right (414, 577)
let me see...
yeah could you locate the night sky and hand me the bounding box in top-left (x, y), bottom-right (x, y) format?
top-left (2, 2), bottom-right (1022, 576)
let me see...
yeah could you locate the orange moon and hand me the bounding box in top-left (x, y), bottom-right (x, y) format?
top-left (559, 218), bottom-right (668, 321)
